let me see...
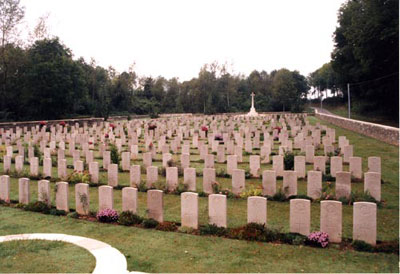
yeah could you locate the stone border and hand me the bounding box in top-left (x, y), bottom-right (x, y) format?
top-left (0, 233), bottom-right (129, 274)
top-left (314, 109), bottom-right (399, 146)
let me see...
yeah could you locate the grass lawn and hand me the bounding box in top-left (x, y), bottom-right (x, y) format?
top-left (0, 239), bottom-right (95, 273)
top-left (0, 206), bottom-right (398, 273)
top-left (319, 105), bottom-right (398, 128)
top-left (0, 116), bottom-right (398, 272)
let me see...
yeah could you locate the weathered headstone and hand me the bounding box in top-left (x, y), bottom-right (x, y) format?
top-left (353, 202), bottom-right (376, 245)
top-left (130, 165), bottom-right (141, 187)
top-left (184, 167), bottom-right (196, 191)
top-left (320, 200), bottom-right (342, 243)
top-left (203, 168), bottom-right (216, 194)
top-left (99, 185), bottom-right (114, 210)
top-left (232, 169), bottom-right (245, 195)
top-left (146, 166), bottom-right (158, 188)
top-left (0, 175), bottom-right (10, 202)
top-left (307, 171), bottom-right (322, 199)
top-left (89, 162), bottom-right (99, 184)
top-left (208, 194), bottom-right (227, 228)
top-left (122, 187), bottom-right (137, 213)
top-left (181, 192), bottom-right (198, 229)
top-left (75, 183), bottom-right (90, 215)
top-left (166, 167), bottom-right (178, 192)
top-left (18, 178), bottom-right (30, 205)
top-left (108, 163), bottom-right (118, 187)
top-left (330, 156), bottom-right (343, 178)
top-left (249, 155), bottom-right (260, 178)
top-left (368, 157), bottom-right (381, 174)
top-left (349, 157), bottom-right (362, 180)
top-left (55, 182), bottom-right (69, 212)
top-left (262, 170), bottom-right (276, 196)
top-left (283, 171), bottom-right (297, 197)
top-left (38, 179), bottom-right (51, 205)
top-left (247, 196), bottom-right (267, 225)
top-left (147, 189), bottom-right (163, 222)
top-left (294, 156), bottom-right (306, 179)
top-left (336, 171), bottom-right (351, 199)
top-left (290, 199), bottom-right (310, 236)
top-left (364, 172), bottom-right (381, 201)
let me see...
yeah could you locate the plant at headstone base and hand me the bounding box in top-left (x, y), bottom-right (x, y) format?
top-left (178, 226), bottom-right (195, 234)
top-left (156, 221), bottom-right (178, 232)
top-left (239, 223), bottom-right (267, 241)
top-left (154, 180), bottom-right (167, 192)
top-left (244, 169), bottom-right (252, 179)
top-left (280, 232), bottom-right (307, 245)
top-left (199, 224), bottom-right (227, 236)
top-left (49, 208), bottom-right (67, 216)
top-left (334, 147), bottom-right (341, 156)
top-left (239, 186), bottom-right (263, 198)
top-left (318, 182), bottom-right (335, 201)
top-left (69, 212), bottom-right (80, 219)
top-left (268, 188), bottom-right (287, 202)
top-left (109, 144), bottom-right (120, 164)
top-left (283, 151), bottom-right (295, 170)
top-left (143, 218), bottom-right (159, 228)
top-left (172, 182), bottom-right (188, 195)
top-left (322, 173), bottom-right (335, 182)
top-left (118, 211), bottom-right (143, 226)
top-left (198, 191), bottom-right (207, 197)
top-left (96, 208), bottom-right (119, 223)
top-left (137, 181), bottom-right (148, 192)
top-left (214, 134), bottom-right (223, 141)
top-left (288, 194), bottom-right (312, 201)
top-left (78, 193), bottom-right (89, 213)
top-left (216, 168), bottom-right (229, 178)
top-left (352, 240), bottom-right (374, 252)
top-left (306, 231), bottom-right (329, 248)
top-left (24, 201), bottom-right (51, 214)
top-left (211, 181), bottom-right (221, 194)
top-left (67, 171), bottom-right (91, 185)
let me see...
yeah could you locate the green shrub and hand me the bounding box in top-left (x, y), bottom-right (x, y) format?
top-left (69, 212), bottom-right (80, 219)
top-left (352, 240), bottom-right (374, 252)
top-left (137, 181), bottom-right (148, 192)
top-left (284, 152), bottom-right (295, 170)
top-left (280, 233), bottom-right (307, 245)
top-left (109, 144), bottom-right (120, 164)
top-left (49, 208), bottom-right (67, 216)
top-left (24, 201), bottom-right (51, 214)
top-left (199, 224), bottom-right (227, 236)
top-left (118, 211), bottom-right (143, 226)
top-left (240, 223), bottom-right (266, 241)
top-left (143, 218), bottom-right (159, 228)
top-left (67, 171), bottom-right (91, 184)
top-left (269, 188), bottom-right (287, 202)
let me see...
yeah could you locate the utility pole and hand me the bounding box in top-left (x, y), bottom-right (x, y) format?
top-left (320, 86), bottom-right (322, 109)
top-left (347, 83), bottom-right (351, 119)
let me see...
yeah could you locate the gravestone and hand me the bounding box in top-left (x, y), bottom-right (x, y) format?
top-left (203, 168), bottom-right (216, 194)
top-left (38, 180), bottom-right (51, 206)
top-left (320, 200), bottom-right (342, 243)
top-left (353, 202), bottom-right (376, 245)
top-left (99, 185), bottom-right (114, 210)
top-left (18, 178), bottom-right (30, 205)
top-left (226, 155), bottom-right (238, 175)
top-left (232, 169), bottom-right (245, 195)
top-left (272, 155), bottom-right (284, 177)
top-left (146, 166), bottom-right (158, 188)
top-left (166, 167), bottom-right (178, 192)
top-left (364, 172), bottom-right (381, 201)
top-left (283, 171), bottom-right (297, 197)
top-left (368, 157), bottom-right (381, 174)
top-left (249, 155), bottom-right (260, 178)
top-left (122, 187), bottom-right (137, 213)
top-left (147, 189), bottom-right (163, 222)
top-left (108, 164), bottom-right (118, 187)
top-left (208, 194), bottom-right (227, 228)
top-left (181, 192), bottom-right (198, 229)
top-left (184, 168), bottom-right (196, 191)
top-left (130, 165), bottom-right (141, 187)
top-left (262, 170), bottom-right (276, 196)
top-left (330, 156), bottom-right (343, 178)
top-left (75, 183), bottom-right (90, 215)
top-left (307, 171), bottom-right (322, 199)
top-left (30, 157), bottom-right (39, 177)
top-left (247, 196), bottom-right (267, 225)
top-left (349, 157), bottom-right (362, 179)
top-left (0, 175), bottom-right (10, 202)
top-left (313, 156), bottom-right (326, 174)
top-left (294, 156), bottom-right (306, 179)
top-left (56, 182), bottom-right (69, 212)
top-left (290, 199), bottom-right (310, 236)
top-left (336, 171), bottom-right (351, 199)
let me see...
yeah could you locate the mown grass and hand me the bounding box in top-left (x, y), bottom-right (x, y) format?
top-left (0, 239), bottom-right (95, 273)
top-left (0, 206), bottom-right (398, 273)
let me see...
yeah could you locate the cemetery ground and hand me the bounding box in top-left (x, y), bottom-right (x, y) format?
top-left (0, 115), bottom-right (398, 272)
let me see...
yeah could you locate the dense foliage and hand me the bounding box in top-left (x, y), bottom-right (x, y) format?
top-left (309, 0), bottom-right (399, 121)
top-left (0, 1), bottom-right (309, 121)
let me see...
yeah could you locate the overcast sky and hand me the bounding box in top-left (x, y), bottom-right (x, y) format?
top-left (20, 0), bottom-right (347, 81)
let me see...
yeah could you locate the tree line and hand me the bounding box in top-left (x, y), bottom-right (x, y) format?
top-left (0, 0), bottom-right (309, 121)
top-left (308, 0), bottom-right (399, 122)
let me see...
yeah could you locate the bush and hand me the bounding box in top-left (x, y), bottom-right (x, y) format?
top-left (239, 187), bottom-right (263, 198)
top-left (241, 223), bottom-right (266, 241)
top-left (284, 152), bottom-right (295, 170)
top-left (24, 201), bottom-right (51, 214)
top-left (352, 240), bottom-right (374, 252)
top-left (118, 211), bottom-right (143, 226)
top-left (280, 233), bottom-right (307, 245)
top-left (49, 208), bottom-right (67, 216)
top-left (269, 188), bottom-right (287, 202)
top-left (143, 218), bottom-right (159, 228)
top-left (109, 144), bottom-right (120, 164)
top-left (306, 231), bottom-right (329, 248)
top-left (67, 171), bottom-right (91, 185)
top-left (96, 208), bottom-right (119, 223)
top-left (156, 222), bottom-right (178, 232)
top-left (199, 224), bottom-right (227, 236)
top-left (137, 181), bottom-right (148, 192)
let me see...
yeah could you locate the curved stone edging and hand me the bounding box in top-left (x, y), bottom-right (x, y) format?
top-left (0, 233), bottom-right (128, 274)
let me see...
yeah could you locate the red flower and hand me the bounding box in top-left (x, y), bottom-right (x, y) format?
top-left (105, 134), bottom-right (109, 138)
top-left (59, 121), bottom-right (66, 126)
top-left (89, 141), bottom-right (93, 145)
top-left (273, 126), bottom-right (282, 133)
top-left (201, 126), bottom-right (208, 132)
top-left (110, 124), bottom-right (115, 129)
top-left (39, 121), bottom-right (47, 126)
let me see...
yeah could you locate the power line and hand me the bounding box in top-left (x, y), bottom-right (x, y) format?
top-left (348, 71), bottom-right (399, 87)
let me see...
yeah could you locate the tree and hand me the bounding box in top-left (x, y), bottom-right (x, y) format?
top-left (331, 0), bottom-right (399, 118)
top-left (0, 0), bottom-right (24, 109)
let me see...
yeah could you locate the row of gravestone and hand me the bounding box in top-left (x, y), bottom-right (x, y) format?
top-left (1, 153), bottom-right (382, 202)
top-left (0, 175), bottom-right (377, 246)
